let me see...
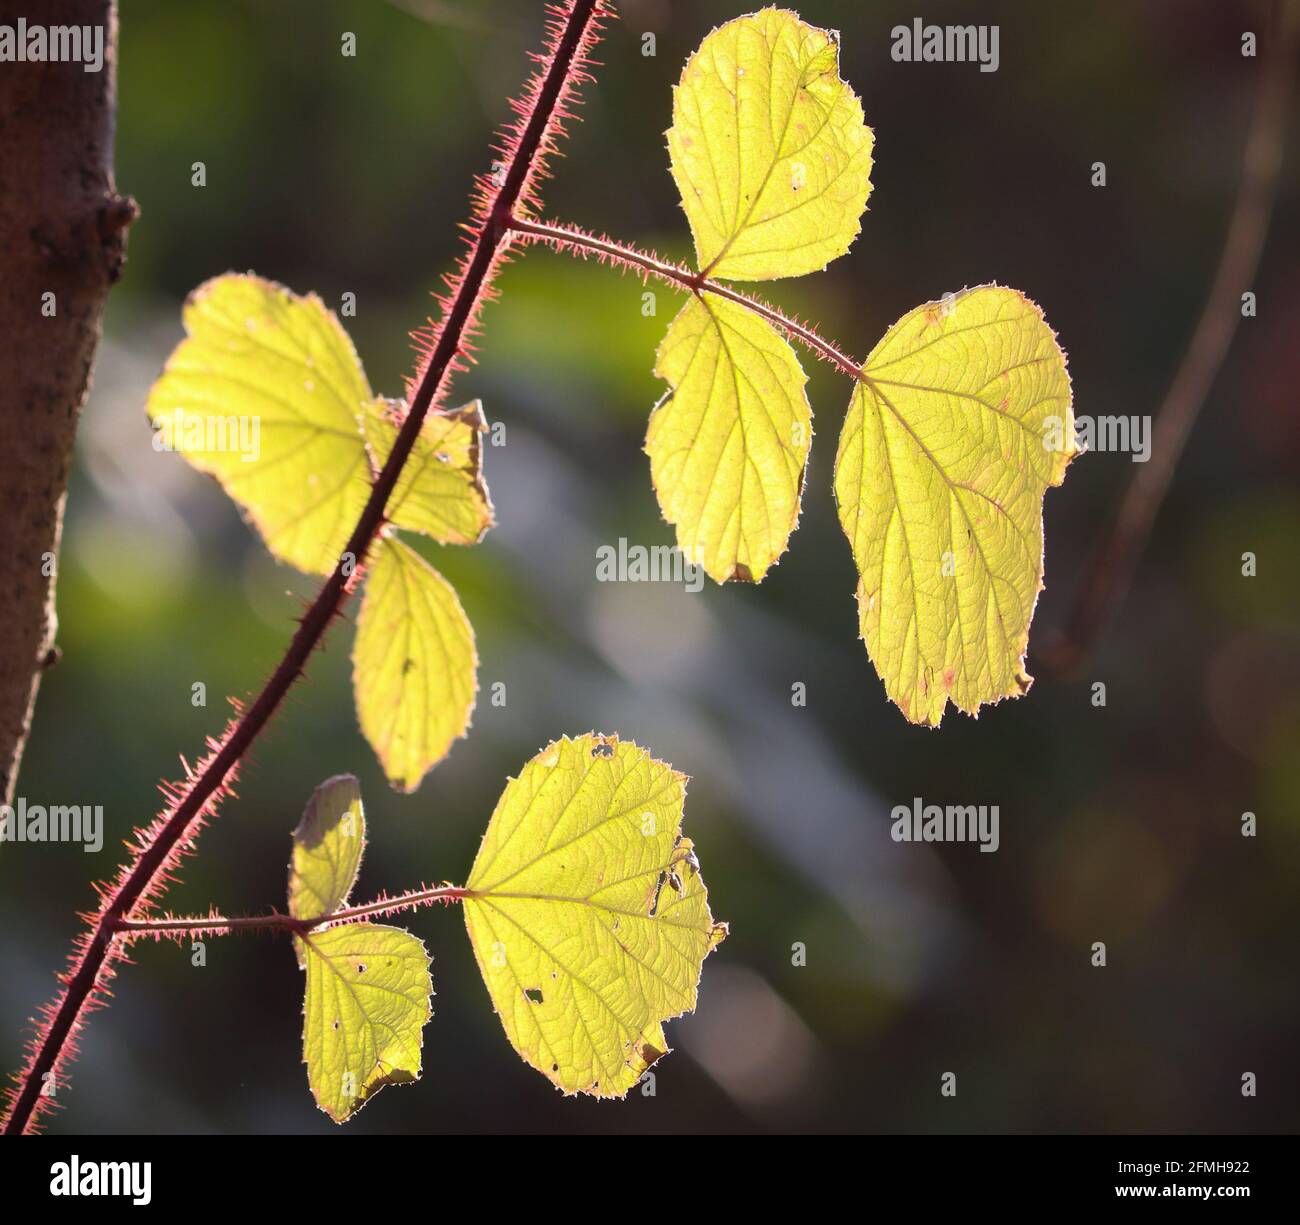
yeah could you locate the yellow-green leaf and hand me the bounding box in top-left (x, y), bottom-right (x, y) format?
top-left (146, 274), bottom-right (375, 575)
top-left (287, 776), bottom-right (432, 1123)
top-left (288, 774), bottom-right (366, 967)
top-left (668, 7), bottom-right (874, 281)
top-left (353, 537), bottom-right (477, 792)
top-left (300, 922), bottom-right (432, 1123)
top-left (363, 398), bottom-right (494, 545)
top-left (648, 292), bottom-right (812, 583)
top-left (834, 285), bottom-right (1076, 726)
top-left (462, 733), bottom-right (727, 1098)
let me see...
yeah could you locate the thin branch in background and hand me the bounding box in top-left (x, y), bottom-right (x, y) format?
top-left (386, 0), bottom-right (523, 38)
top-left (1041, 1), bottom-right (1297, 676)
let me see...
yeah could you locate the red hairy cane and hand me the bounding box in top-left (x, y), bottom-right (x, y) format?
top-left (2, 0), bottom-right (611, 1136)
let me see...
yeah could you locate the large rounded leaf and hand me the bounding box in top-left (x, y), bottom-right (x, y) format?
top-left (463, 734), bottom-right (727, 1097)
top-left (834, 285), bottom-right (1076, 725)
top-left (668, 7), bottom-right (874, 281)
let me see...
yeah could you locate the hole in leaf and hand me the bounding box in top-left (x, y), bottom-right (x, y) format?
top-left (524, 987), bottom-right (543, 1004)
top-left (648, 870), bottom-right (668, 917)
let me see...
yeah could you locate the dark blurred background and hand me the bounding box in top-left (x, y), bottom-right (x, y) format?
top-left (2, 0), bottom-right (1298, 1134)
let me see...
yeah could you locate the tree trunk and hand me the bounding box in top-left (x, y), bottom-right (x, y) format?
top-left (0, 1), bottom-right (133, 802)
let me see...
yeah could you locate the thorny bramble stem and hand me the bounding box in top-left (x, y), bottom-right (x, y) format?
top-left (2, 0), bottom-right (609, 1136)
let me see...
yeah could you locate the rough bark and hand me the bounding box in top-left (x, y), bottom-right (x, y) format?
top-left (0, 1), bottom-right (134, 802)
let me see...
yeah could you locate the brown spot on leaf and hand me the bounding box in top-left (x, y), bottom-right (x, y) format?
top-left (637, 1042), bottom-right (666, 1069)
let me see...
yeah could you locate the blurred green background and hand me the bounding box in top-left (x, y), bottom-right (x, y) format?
top-left (3, 0), bottom-right (1298, 1134)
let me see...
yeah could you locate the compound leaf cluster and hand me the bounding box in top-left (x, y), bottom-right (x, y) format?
top-left (283, 740), bottom-right (723, 1122)
top-left (650, 8), bottom-right (1075, 724)
top-left (146, 275), bottom-right (493, 788)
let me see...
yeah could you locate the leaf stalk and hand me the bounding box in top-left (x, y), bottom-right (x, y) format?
top-left (507, 215), bottom-right (866, 380)
top-left (109, 885), bottom-right (469, 939)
